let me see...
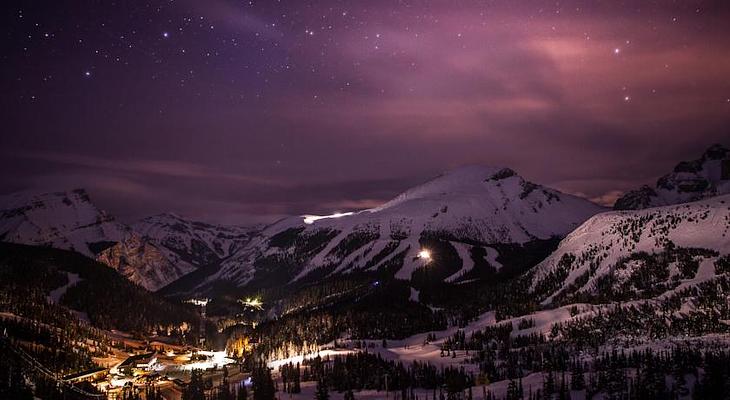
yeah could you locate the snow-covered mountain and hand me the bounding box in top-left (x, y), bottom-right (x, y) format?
top-left (95, 232), bottom-right (192, 291)
top-left (98, 213), bottom-right (260, 291)
top-left (133, 213), bottom-right (255, 266)
top-left (93, 214), bottom-right (259, 291)
top-left (209, 166), bottom-right (605, 289)
top-left (0, 188), bottom-right (258, 291)
top-left (530, 194), bottom-right (730, 305)
top-left (614, 144), bottom-right (730, 210)
top-left (0, 188), bottom-right (127, 257)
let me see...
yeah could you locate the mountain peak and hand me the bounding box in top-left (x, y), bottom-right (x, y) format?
top-left (0, 188), bottom-right (127, 256)
top-left (0, 187), bottom-right (91, 209)
top-left (215, 164), bottom-right (605, 289)
top-left (614, 144), bottom-right (730, 210)
top-left (429, 165), bottom-right (523, 186)
top-left (438, 165), bottom-right (506, 180)
top-left (377, 165), bottom-right (522, 210)
top-left (702, 143), bottom-right (729, 161)
top-left (142, 212), bottom-right (187, 224)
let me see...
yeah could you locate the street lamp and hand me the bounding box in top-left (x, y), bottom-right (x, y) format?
top-left (418, 249), bottom-right (432, 262)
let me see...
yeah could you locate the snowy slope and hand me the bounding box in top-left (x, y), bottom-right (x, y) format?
top-left (530, 194), bottom-right (730, 305)
top-left (213, 166), bottom-right (605, 288)
top-left (0, 188), bottom-right (127, 257)
top-left (614, 144), bottom-right (730, 210)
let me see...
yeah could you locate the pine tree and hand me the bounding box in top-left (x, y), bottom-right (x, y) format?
top-left (507, 379), bottom-right (521, 400)
top-left (570, 361), bottom-right (584, 391)
top-left (252, 362), bottom-right (275, 400)
top-left (293, 363), bottom-right (301, 393)
top-left (183, 369), bottom-right (206, 400)
top-left (542, 371), bottom-right (555, 400)
top-left (315, 377), bottom-right (330, 400)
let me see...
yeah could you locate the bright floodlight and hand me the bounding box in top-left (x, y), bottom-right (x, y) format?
top-left (187, 298), bottom-right (209, 306)
top-left (240, 297), bottom-right (264, 310)
top-left (418, 249), bottom-right (431, 261)
top-left (302, 212), bottom-right (354, 224)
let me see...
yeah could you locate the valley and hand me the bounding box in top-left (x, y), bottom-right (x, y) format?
top-left (1, 146), bottom-right (730, 400)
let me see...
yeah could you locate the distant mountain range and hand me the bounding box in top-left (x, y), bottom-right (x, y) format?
top-left (0, 189), bottom-right (258, 291)
top-left (614, 144), bottom-right (730, 210)
top-left (0, 188), bottom-right (127, 256)
top-left (1, 144), bottom-right (728, 297)
top-left (97, 213), bottom-right (258, 290)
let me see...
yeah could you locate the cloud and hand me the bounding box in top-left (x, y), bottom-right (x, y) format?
top-left (16, 151), bottom-right (285, 187)
top-left (2, 1), bottom-right (730, 224)
top-left (590, 190), bottom-right (625, 207)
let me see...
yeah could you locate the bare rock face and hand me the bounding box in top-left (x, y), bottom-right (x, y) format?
top-left (614, 144), bottom-right (730, 210)
top-left (96, 233), bottom-right (194, 291)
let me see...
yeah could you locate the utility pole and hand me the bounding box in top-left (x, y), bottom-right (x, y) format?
top-left (385, 373), bottom-right (390, 399)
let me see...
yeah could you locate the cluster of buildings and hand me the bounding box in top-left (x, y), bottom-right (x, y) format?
top-left (117, 352), bottom-right (158, 376)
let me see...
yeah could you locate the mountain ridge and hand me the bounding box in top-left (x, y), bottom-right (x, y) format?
top-left (614, 144), bottom-right (730, 210)
top-left (0, 188), bottom-right (258, 291)
top-left (204, 165), bottom-right (605, 292)
top-left (530, 193), bottom-right (730, 306)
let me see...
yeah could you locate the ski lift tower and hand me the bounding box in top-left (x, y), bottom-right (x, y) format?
top-left (187, 298), bottom-right (210, 347)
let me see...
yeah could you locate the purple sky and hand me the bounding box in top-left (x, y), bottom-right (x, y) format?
top-left (2, 1), bottom-right (729, 224)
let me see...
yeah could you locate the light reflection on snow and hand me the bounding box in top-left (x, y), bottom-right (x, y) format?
top-left (267, 349), bottom-right (353, 370)
top-left (177, 351), bottom-right (235, 371)
top-left (109, 376), bottom-right (133, 388)
top-left (302, 212), bottom-right (354, 224)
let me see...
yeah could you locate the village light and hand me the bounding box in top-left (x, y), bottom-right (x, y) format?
top-left (418, 249), bottom-right (432, 262)
top-left (240, 297), bottom-right (264, 310)
top-left (187, 298), bottom-right (209, 307)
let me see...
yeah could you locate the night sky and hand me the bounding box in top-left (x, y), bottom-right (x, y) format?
top-left (2, 1), bottom-right (729, 224)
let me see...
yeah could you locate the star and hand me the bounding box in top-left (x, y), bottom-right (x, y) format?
top-left (162, 32), bottom-right (169, 38)
top-left (84, 71), bottom-right (91, 77)
top-left (624, 95), bottom-right (631, 102)
top-left (613, 48), bottom-right (620, 55)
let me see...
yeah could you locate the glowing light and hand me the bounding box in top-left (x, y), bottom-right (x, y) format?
top-left (187, 298), bottom-right (210, 306)
top-left (302, 212), bottom-right (354, 224)
top-left (178, 351), bottom-right (235, 371)
top-left (418, 249), bottom-right (432, 261)
top-left (240, 297), bottom-right (263, 310)
top-left (109, 376), bottom-right (133, 388)
top-left (613, 48), bottom-right (620, 54)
